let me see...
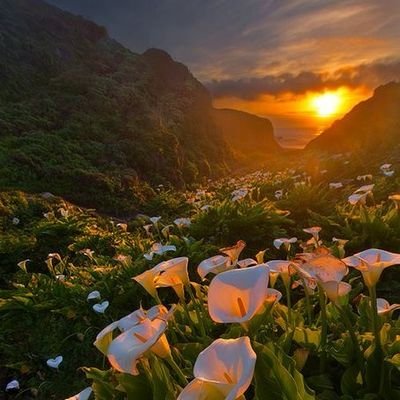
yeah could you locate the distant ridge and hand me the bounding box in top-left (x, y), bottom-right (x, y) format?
top-left (306, 81), bottom-right (400, 153)
top-left (213, 108), bottom-right (281, 161)
top-left (0, 0), bottom-right (234, 214)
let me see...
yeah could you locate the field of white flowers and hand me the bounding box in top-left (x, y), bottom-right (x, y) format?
top-left (2, 152), bottom-right (400, 400)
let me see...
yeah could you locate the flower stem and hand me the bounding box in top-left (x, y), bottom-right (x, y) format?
top-left (165, 355), bottom-right (187, 387)
top-left (284, 282), bottom-right (292, 327)
top-left (186, 284), bottom-right (207, 337)
top-left (318, 288), bottom-right (328, 373)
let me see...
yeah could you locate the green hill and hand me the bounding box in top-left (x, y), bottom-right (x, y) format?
top-left (306, 81), bottom-right (400, 153)
top-left (213, 108), bottom-right (281, 162)
top-left (0, 0), bottom-right (233, 215)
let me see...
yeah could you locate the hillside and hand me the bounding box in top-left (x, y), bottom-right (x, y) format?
top-left (306, 81), bottom-right (400, 153)
top-left (213, 108), bottom-right (281, 161)
top-left (0, 0), bottom-right (233, 215)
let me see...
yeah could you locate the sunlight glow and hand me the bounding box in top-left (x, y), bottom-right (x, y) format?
top-left (312, 92), bottom-right (341, 117)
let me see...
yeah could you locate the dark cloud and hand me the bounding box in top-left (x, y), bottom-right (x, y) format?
top-left (206, 60), bottom-right (400, 99)
top-left (45, 0), bottom-right (400, 84)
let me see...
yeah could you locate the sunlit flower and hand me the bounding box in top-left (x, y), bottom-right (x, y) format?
top-left (220, 240), bottom-right (246, 265)
top-left (174, 217), bottom-right (191, 228)
top-left (380, 163), bottom-right (392, 171)
top-left (178, 337), bottom-right (256, 400)
top-left (143, 242), bottom-right (176, 260)
top-left (376, 298), bottom-right (400, 315)
top-left (143, 224), bottom-right (152, 235)
top-left (275, 189), bottom-right (283, 200)
top-left (107, 318), bottom-right (170, 375)
top-left (293, 348), bottom-right (310, 371)
top-left (17, 259), bottom-right (30, 273)
top-left (134, 257), bottom-right (189, 300)
top-left (319, 281), bottom-right (351, 305)
top-left (354, 184), bottom-right (374, 194)
top-left (80, 248), bottom-right (94, 259)
top-left (95, 305), bottom-right (171, 354)
top-left (357, 174), bottom-right (373, 181)
top-left (348, 192), bottom-right (368, 206)
top-left (153, 257), bottom-right (190, 300)
top-left (116, 223), bottom-right (127, 231)
top-left (47, 355), bottom-right (63, 369)
top-left (12, 217), bottom-right (20, 225)
top-left (6, 380), bottom-right (20, 392)
top-left (343, 249), bottom-right (400, 288)
top-left (303, 226), bottom-right (321, 241)
top-left (295, 252), bottom-right (348, 284)
top-left (273, 237), bottom-right (297, 251)
top-left (389, 194), bottom-right (400, 209)
top-left (265, 260), bottom-right (295, 287)
top-left (65, 387), bottom-right (93, 400)
top-left (208, 265), bottom-right (269, 324)
top-left (198, 255), bottom-right (232, 280)
top-left (231, 188), bottom-right (248, 202)
top-left (329, 182), bottom-right (343, 189)
top-left (383, 169), bottom-right (395, 177)
top-left (150, 216), bottom-right (161, 224)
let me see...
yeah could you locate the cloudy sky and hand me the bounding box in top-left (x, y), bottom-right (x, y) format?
top-left (47, 0), bottom-right (400, 147)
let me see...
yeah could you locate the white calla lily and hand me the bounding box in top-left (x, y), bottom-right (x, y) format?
top-left (342, 248), bottom-right (400, 288)
top-left (178, 337), bottom-right (256, 400)
top-left (107, 318), bottom-right (170, 375)
top-left (208, 265), bottom-right (269, 324)
top-left (220, 241), bottom-right (246, 265)
top-left (197, 255), bottom-right (231, 280)
top-left (47, 355), bottom-right (63, 369)
top-left (376, 298), bottom-right (400, 315)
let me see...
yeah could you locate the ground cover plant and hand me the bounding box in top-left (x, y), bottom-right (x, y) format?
top-left (1, 153), bottom-right (400, 399)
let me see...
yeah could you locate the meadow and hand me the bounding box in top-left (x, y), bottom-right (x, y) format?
top-left (2, 151), bottom-right (400, 400)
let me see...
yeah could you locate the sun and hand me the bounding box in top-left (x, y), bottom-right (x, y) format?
top-left (312, 92), bottom-right (341, 117)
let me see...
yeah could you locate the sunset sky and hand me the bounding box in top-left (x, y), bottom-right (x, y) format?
top-left (48, 0), bottom-right (400, 148)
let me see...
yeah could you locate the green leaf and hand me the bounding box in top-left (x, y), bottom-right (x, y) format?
top-left (253, 342), bottom-right (315, 400)
top-left (116, 373), bottom-right (152, 400)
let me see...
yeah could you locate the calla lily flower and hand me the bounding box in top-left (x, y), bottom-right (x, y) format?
top-left (107, 318), bottom-right (170, 375)
top-left (220, 240), bottom-right (246, 265)
top-left (380, 163), bottom-right (392, 171)
top-left (376, 298), bottom-right (400, 315)
top-left (273, 237), bottom-right (297, 251)
top-left (65, 387), bottom-right (93, 400)
top-left (150, 216), bottom-right (161, 224)
top-left (6, 380), bottom-right (20, 391)
top-left (134, 257), bottom-right (189, 300)
top-left (303, 227), bottom-right (322, 242)
top-left (94, 305), bottom-right (171, 354)
top-left (383, 169), bottom-right (395, 177)
top-left (389, 194), bottom-right (400, 209)
top-left (342, 249), bottom-right (400, 288)
top-left (174, 218), bottom-right (191, 228)
top-left (295, 252), bottom-right (348, 284)
top-left (198, 255), bottom-right (232, 280)
top-left (357, 174), bottom-right (373, 181)
top-left (265, 260), bottom-right (295, 287)
top-left (47, 355), bottom-right (63, 369)
top-left (319, 281), bottom-right (352, 305)
top-left (208, 265), bottom-right (269, 324)
top-left (231, 188), bottom-right (248, 202)
top-left (348, 192), bottom-right (368, 206)
top-left (275, 189), bottom-right (283, 200)
top-left (87, 290), bottom-right (101, 301)
top-left (143, 243), bottom-right (177, 261)
top-left (178, 337), bottom-right (256, 400)
top-left (355, 184), bottom-right (375, 194)
top-left (93, 301), bottom-right (109, 314)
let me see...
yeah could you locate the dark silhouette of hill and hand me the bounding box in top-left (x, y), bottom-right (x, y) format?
top-left (0, 0), bottom-right (234, 214)
top-left (213, 108), bottom-right (281, 162)
top-left (306, 82), bottom-right (400, 153)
